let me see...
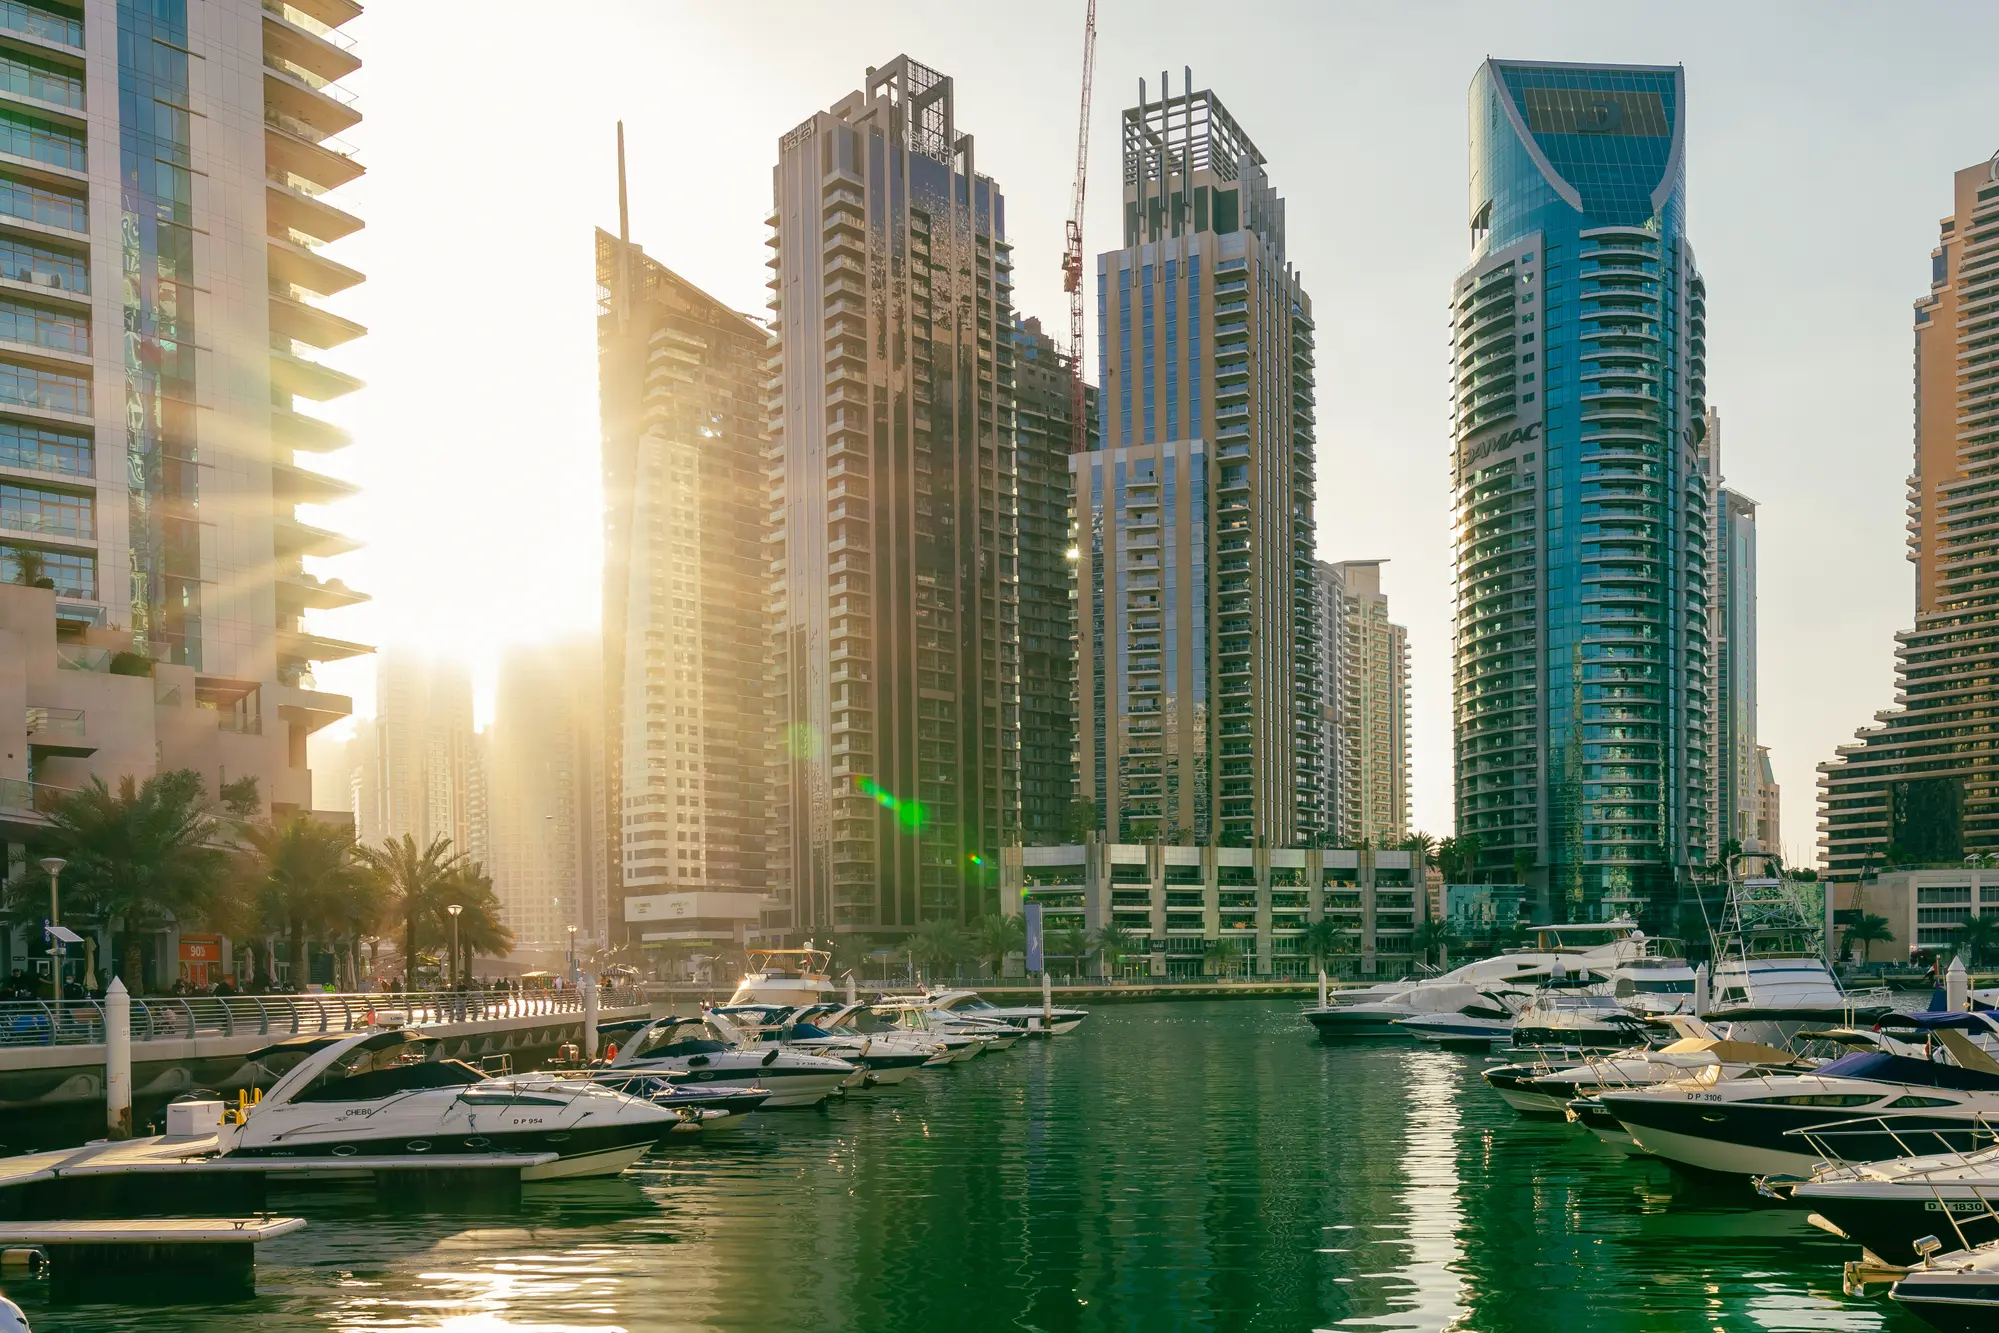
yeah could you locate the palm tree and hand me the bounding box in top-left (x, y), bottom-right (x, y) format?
top-left (355, 834), bottom-right (463, 988)
top-left (6, 770), bottom-right (229, 988)
top-left (236, 814), bottom-right (373, 988)
top-left (435, 861), bottom-right (512, 985)
top-left (1957, 913), bottom-right (1999, 969)
top-left (1202, 937), bottom-right (1242, 980)
top-left (971, 914), bottom-right (1024, 978)
top-left (1413, 918), bottom-right (1455, 970)
top-left (1400, 831), bottom-right (1436, 862)
top-left (1050, 922), bottom-right (1092, 980)
top-left (1091, 921), bottom-right (1136, 980)
top-left (1842, 913), bottom-right (1894, 967)
top-left (1300, 917), bottom-right (1349, 974)
top-left (909, 917), bottom-right (967, 981)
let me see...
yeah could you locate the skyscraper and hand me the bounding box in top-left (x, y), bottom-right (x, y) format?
top-left (1334, 561), bottom-right (1411, 847)
top-left (1706, 409), bottom-right (1764, 854)
top-left (1821, 155), bottom-right (1999, 878)
top-left (1075, 71), bottom-right (1317, 847)
top-left (488, 639), bottom-right (605, 953)
top-left (1011, 315), bottom-right (1094, 844)
top-left (767, 56), bottom-right (1018, 932)
top-left (596, 223), bottom-right (770, 944)
top-left (0, 0), bottom-right (369, 800)
top-left (370, 651), bottom-right (474, 855)
top-left (1307, 561), bottom-right (1353, 846)
top-left (1451, 61), bottom-right (1709, 923)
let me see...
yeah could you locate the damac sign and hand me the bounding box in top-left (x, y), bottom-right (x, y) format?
top-left (1458, 422), bottom-right (1540, 470)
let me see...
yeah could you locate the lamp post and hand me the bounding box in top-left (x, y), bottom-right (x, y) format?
top-left (446, 903), bottom-right (462, 991)
top-left (39, 856), bottom-right (65, 999)
top-left (566, 924), bottom-right (578, 988)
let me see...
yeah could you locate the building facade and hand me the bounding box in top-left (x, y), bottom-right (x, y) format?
top-left (1821, 156), bottom-right (1999, 878)
top-left (487, 638), bottom-right (606, 954)
top-left (1012, 315), bottom-right (1093, 843)
top-left (1002, 840), bottom-right (1427, 979)
top-left (1075, 72), bottom-right (1317, 848)
top-left (0, 0), bottom-right (369, 814)
top-left (596, 228), bottom-right (770, 947)
top-left (1333, 560), bottom-right (1410, 846)
top-left (369, 650), bottom-right (474, 855)
top-left (1451, 60), bottom-right (1709, 924)
top-left (767, 56), bottom-right (1018, 933)
top-left (1307, 561), bottom-right (1353, 845)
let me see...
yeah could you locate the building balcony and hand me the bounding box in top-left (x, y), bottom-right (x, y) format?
top-left (261, 1), bottom-right (361, 85)
top-left (276, 625), bottom-right (371, 667)
top-left (272, 405), bottom-right (351, 454)
top-left (268, 233), bottom-right (363, 298)
top-left (265, 176), bottom-right (361, 251)
top-left (276, 567), bottom-right (368, 615)
top-left (272, 513), bottom-right (359, 559)
top-left (269, 287), bottom-right (365, 350)
top-left (271, 343), bottom-right (362, 402)
top-left (262, 59), bottom-right (360, 140)
top-left (270, 459), bottom-right (356, 506)
top-left (264, 120), bottom-right (362, 195)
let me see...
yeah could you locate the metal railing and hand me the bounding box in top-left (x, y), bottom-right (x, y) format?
top-left (0, 986), bottom-right (647, 1048)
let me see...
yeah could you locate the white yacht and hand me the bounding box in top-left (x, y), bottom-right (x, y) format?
top-left (727, 947), bottom-right (836, 1008)
top-left (923, 988), bottom-right (1090, 1036)
top-left (1391, 986), bottom-right (1531, 1049)
top-left (713, 1003), bottom-right (937, 1085)
top-left (224, 1029), bottom-right (673, 1178)
top-left (1609, 951), bottom-right (1698, 1016)
top-left (605, 1014), bottom-right (859, 1108)
top-left (797, 1001), bottom-right (957, 1068)
top-left (1700, 854), bottom-right (1892, 1038)
top-left (1892, 1242), bottom-right (1999, 1332)
top-left (1765, 1143), bottom-right (1999, 1267)
top-left (1302, 920), bottom-right (1656, 1039)
top-left (874, 1002), bottom-right (993, 1061)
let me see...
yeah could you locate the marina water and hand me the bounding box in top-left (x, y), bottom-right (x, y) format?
top-left (10, 999), bottom-right (1924, 1331)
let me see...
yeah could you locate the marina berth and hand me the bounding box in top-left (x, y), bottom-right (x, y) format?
top-left (921, 988), bottom-right (1091, 1036)
top-left (603, 1014), bottom-right (860, 1107)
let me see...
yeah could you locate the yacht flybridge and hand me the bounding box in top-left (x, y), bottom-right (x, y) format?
top-left (728, 947), bottom-right (836, 1008)
top-left (1700, 852), bottom-right (1892, 1035)
top-left (222, 1029), bottom-right (674, 1179)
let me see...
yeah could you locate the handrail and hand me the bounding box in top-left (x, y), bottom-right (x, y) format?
top-left (0, 986), bottom-right (645, 1047)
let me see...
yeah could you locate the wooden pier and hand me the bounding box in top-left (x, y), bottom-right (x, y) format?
top-left (0, 1215), bottom-right (304, 1300)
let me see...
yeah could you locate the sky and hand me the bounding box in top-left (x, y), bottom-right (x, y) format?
top-left (302, 1), bottom-right (1999, 863)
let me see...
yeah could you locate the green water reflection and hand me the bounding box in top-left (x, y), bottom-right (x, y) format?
top-left (8, 999), bottom-right (1926, 1331)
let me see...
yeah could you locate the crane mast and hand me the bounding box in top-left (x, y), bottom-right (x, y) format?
top-left (1062, 0), bottom-right (1096, 455)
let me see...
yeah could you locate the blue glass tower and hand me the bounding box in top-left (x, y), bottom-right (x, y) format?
top-left (1451, 61), bottom-right (1709, 924)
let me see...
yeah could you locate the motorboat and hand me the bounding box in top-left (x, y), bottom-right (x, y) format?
top-left (727, 947), bottom-right (836, 1008)
top-left (1529, 1021), bottom-right (1813, 1126)
top-left (223, 1029), bottom-right (674, 1179)
top-left (923, 987), bottom-right (1090, 1036)
top-left (1483, 1053), bottom-right (1594, 1117)
top-left (1391, 986), bottom-right (1532, 1049)
top-left (1609, 951), bottom-right (1698, 1016)
top-left (1598, 1016), bottom-right (1999, 1177)
top-left (1508, 987), bottom-right (1651, 1056)
top-left (604, 1014), bottom-right (859, 1108)
top-left (1762, 1144), bottom-right (1999, 1266)
top-left (874, 1003), bottom-right (992, 1061)
top-left (713, 1003), bottom-right (937, 1085)
top-left (1892, 1240), bottom-right (1999, 1331)
top-left (585, 1074), bottom-right (773, 1134)
top-left (793, 1001), bottom-right (957, 1068)
top-left (1301, 919), bottom-right (1657, 1039)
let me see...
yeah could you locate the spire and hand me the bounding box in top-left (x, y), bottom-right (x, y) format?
top-left (616, 119), bottom-right (629, 243)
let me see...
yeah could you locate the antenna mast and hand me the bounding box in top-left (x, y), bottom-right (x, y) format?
top-left (1062, 0), bottom-right (1097, 454)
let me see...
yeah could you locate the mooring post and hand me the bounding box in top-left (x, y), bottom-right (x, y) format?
top-left (845, 973), bottom-right (856, 1005)
top-left (1041, 971), bottom-right (1052, 1025)
top-left (1948, 954), bottom-right (1969, 1012)
top-left (1318, 968), bottom-right (1328, 1009)
top-left (1692, 962), bottom-right (1710, 1018)
top-left (582, 975), bottom-right (600, 1061)
top-left (105, 976), bottom-right (131, 1138)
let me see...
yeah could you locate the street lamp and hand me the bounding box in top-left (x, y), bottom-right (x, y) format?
top-left (567, 924), bottom-right (578, 987)
top-left (446, 903), bottom-right (463, 990)
top-left (39, 856), bottom-right (65, 998)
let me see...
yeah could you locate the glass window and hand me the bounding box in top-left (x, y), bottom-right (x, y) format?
top-left (0, 48), bottom-right (81, 109)
top-left (0, 1), bottom-right (81, 49)
top-left (0, 480), bottom-right (87, 536)
top-left (0, 172), bottom-right (82, 230)
top-left (0, 358), bottom-right (86, 413)
top-left (0, 107), bottom-right (83, 172)
top-left (0, 295), bottom-right (84, 352)
top-left (2, 540), bottom-right (91, 596)
top-left (0, 418), bottom-right (88, 474)
top-left (0, 233), bottom-right (83, 291)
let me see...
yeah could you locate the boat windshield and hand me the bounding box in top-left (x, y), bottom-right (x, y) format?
top-left (631, 1021), bottom-right (729, 1060)
top-left (292, 1036), bottom-right (484, 1104)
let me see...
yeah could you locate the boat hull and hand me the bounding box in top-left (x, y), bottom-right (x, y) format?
top-left (1893, 1273), bottom-right (1999, 1333)
top-left (1794, 1186), bottom-right (1999, 1265)
top-left (1601, 1095), bottom-right (1999, 1177)
top-left (1305, 1007), bottom-right (1413, 1040)
top-left (230, 1119), bottom-right (665, 1179)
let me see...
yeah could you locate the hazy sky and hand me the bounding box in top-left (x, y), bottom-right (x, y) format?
top-left (305, 1), bottom-right (1998, 861)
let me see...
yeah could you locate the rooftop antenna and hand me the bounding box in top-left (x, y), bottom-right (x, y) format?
top-left (615, 121), bottom-right (631, 328)
top-left (616, 119), bottom-right (630, 243)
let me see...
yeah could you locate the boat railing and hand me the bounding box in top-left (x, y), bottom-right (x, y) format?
top-left (1786, 1111), bottom-right (1999, 1254)
top-left (0, 985), bottom-right (646, 1047)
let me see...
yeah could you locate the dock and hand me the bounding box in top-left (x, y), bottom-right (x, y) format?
top-left (0, 1134), bottom-right (562, 1219)
top-left (0, 1215), bottom-right (304, 1300)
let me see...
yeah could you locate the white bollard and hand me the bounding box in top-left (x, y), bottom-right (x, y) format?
top-left (1318, 968), bottom-right (1328, 1009)
top-left (845, 973), bottom-right (856, 1005)
top-left (1042, 970), bottom-right (1053, 1025)
top-left (1692, 962), bottom-right (1710, 1017)
top-left (582, 976), bottom-right (600, 1061)
top-left (105, 976), bottom-right (131, 1139)
top-left (1948, 954), bottom-right (1970, 1012)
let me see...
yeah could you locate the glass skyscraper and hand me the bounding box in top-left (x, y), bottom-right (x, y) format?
top-left (1451, 61), bottom-right (1710, 923)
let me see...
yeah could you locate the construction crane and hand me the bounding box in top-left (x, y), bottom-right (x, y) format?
top-left (1061, 0), bottom-right (1096, 455)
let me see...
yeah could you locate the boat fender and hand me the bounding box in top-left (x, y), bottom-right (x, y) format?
top-left (605, 1043), bottom-right (618, 1061)
top-left (0, 1293), bottom-right (25, 1333)
top-left (762, 1048), bottom-right (781, 1066)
